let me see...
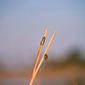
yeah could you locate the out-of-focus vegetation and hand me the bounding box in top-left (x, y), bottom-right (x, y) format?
top-left (46, 49), bottom-right (85, 68)
top-left (0, 48), bottom-right (85, 85)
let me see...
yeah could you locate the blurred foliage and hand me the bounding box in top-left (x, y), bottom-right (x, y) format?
top-left (46, 49), bottom-right (85, 67)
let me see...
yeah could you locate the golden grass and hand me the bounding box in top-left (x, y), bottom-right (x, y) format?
top-left (29, 29), bottom-right (56, 85)
top-left (29, 27), bottom-right (48, 85)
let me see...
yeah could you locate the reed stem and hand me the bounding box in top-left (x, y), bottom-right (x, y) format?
top-left (29, 32), bottom-right (56, 85)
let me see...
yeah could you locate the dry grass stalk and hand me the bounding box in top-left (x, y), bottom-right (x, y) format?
top-left (29, 32), bottom-right (56, 85)
top-left (29, 27), bottom-right (48, 84)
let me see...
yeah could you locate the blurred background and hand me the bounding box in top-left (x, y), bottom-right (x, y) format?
top-left (0, 0), bottom-right (85, 85)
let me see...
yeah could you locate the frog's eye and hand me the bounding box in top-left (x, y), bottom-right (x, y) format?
top-left (44, 54), bottom-right (48, 60)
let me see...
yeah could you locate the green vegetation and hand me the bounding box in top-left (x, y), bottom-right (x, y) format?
top-left (46, 49), bottom-right (85, 67)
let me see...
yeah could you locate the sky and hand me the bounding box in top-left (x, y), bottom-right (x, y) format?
top-left (0, 0), bottom-right (85, 67)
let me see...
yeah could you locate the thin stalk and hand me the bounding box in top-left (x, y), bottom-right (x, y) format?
top-left (29, 32), bottom-right (56, 85)
top-left (29, 27), bottom-right (48, 84)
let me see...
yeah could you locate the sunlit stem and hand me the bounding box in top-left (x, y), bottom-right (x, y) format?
top-left (29, 32), bottom-right (56, 85)
top-left (29, 27), bottom-right (48, 85)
